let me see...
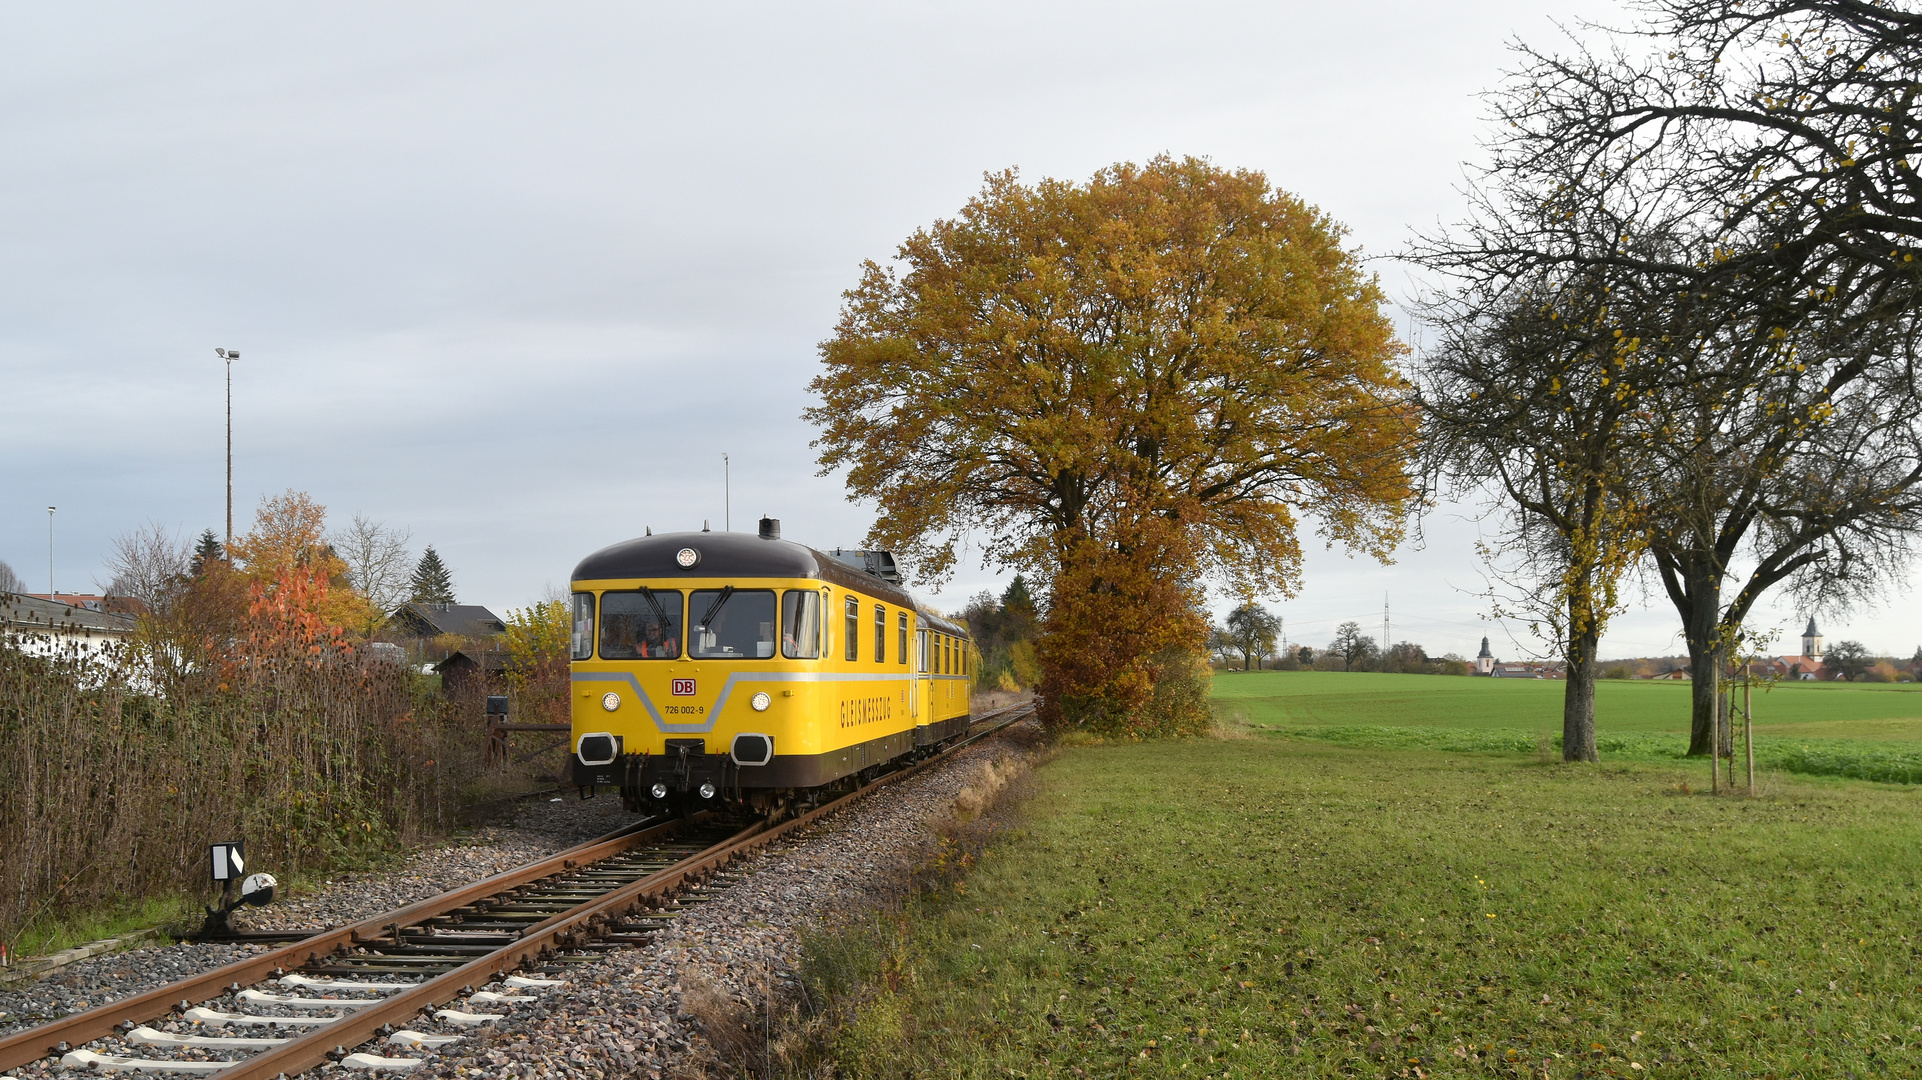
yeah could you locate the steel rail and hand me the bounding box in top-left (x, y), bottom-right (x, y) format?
top-left (213, 700), bottom-right (1033, 1080)
top-left (0, 815), bottom-right (691, 1071)
top-left (0, 699), bottom-right (1034, 1077)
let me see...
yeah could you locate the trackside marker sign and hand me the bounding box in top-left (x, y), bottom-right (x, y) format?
top-left (211, 842), bottom-right (245, 881)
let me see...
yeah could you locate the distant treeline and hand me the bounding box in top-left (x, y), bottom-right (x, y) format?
top-left (958, 576), bottom-right (1039, 693)
top-left (1210, 610), bottom-right (1471, 675)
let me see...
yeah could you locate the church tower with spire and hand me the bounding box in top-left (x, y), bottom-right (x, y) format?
top-left (1476, 636), bottom-right (1495, 675)
top-left (1801, 618), bottom-right (1824, 663)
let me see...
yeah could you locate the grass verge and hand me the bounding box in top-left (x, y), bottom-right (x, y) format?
top-left (1245, 722), bottom-right (1922, 786)
top-left (793, 737), bottom-right (1922, 1078)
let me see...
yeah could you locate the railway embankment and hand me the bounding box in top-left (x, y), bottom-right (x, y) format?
top-left (398, 720), bottom-right (1047, 1079)
top-left (0, 796), bottom-right (625, 1040)
top-left (0, 711), bottom-right (1047, 1079)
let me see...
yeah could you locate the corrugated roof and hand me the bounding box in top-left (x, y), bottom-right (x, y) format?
top-left (0, 591), bottom-right (139, 635)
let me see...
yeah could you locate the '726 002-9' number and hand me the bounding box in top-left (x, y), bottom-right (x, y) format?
top-left (665, 705), bottom-right (705, 715)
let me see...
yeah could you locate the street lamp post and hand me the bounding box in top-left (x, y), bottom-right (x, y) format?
top-left (216, 348), bottom-right (239, 552)
top-left (46, 506), bottom-right (55, 599)
top-left (723, 452), bottom-right (730, 532)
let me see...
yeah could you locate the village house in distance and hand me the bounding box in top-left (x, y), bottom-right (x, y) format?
top-left (0, 591), bottom-right (137, 660)
top-left (1467, 618), bottom-right (1839, 682)
top-left (1472, 636), bottom-right (1559, 678)
top-left (1758, 618), bottom-right (1829, 681)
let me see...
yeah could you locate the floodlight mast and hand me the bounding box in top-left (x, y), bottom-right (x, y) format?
top-left (217, 349), bottom-right (238, 553)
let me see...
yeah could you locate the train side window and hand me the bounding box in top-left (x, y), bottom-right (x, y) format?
top-left (874, 605), bottom-right (886, 664)
top-left (917, 629), bottom-right (929, 673)
top-left (599, 589), bottom-right (682, 660)
top-left (938, 635), bottom-right (947, 674)
top-left (844, 595), bottom-right (860, 662)
top-left (897, 613), bottom-right (908, 665)
top-left (781, 590), bottom-right (822, 659)
top-left (571, 592), bottom-right (595, 661)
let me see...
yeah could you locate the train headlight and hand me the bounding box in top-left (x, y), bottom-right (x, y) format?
top-left (650, 782), bottom-right (668, 800)
top-left (675, 547), bottom-right (701, 569)
top-left (601, 692), bottom-right (620, 712)
top-left (750, 691), bottom-right (771, 712)
top-left (697, 781), bottom-right (717, 800)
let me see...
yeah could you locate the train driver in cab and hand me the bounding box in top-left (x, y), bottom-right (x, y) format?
top-left (638, 616), bottom-right (679, 658)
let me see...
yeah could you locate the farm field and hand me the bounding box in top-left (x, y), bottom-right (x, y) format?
top-left (804, 737), bottom-right (1922, 1078)
top-left (1210, 671), bottom-right (1922, 785)
top-left (1212, 670), bottom-right (1922, 737)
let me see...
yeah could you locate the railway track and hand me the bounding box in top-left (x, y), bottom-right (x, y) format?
top-left (0, 701), bottom-right (1033, 1077)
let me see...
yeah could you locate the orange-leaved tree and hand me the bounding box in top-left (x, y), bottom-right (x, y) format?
top-left (229, 490), bottom-right (377, 638)
top-left (807, 156), bottom-right (1417, 735)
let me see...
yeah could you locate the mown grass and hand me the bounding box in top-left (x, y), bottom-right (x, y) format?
top-left (1212, 670), bottom-right (1922, 736)
top-left (803, 738), bottom-right (1922, 1078)
top-left (1213, 671), bottom-right (1922, 786)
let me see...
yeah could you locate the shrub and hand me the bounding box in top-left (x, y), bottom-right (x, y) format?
top-left (0, 625), bottom-right (504, 946)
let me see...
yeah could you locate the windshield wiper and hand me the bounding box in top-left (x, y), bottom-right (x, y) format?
top-left (697, 586), bottom-right (736, 633)
top-left (637, 586), bottom-right (674, 634)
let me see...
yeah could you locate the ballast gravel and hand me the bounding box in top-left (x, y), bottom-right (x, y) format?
top-left (0, 794), bottom-right (625, 1040)
top-left (409, 729), bottom-right (1038, 1080)
top-left (0, 723), bottom-right (1038, 1079)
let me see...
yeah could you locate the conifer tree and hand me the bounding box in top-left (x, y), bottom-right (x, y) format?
top-left (409, 546), bottom-right (456, 604)
top-left (190, 530), bottom-right (225, 576)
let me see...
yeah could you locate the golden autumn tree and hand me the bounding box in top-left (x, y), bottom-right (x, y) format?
top-left (229, 490), bottom-right (378, 639)
top-left (501, 597), bottom-right (571, 723)
top-left (807, 157), bottom-right (1417, 735)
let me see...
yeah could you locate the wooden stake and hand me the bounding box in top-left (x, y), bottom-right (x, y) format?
top-left (1744, 678), bottom-right (1755, 797)
top-left (1727, 683), bottom-right (1736, 789)
top-left (1710, 676), bottom-right (1721, 795)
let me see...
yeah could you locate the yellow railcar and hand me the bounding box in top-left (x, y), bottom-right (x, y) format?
top-left (567, 517), bottom-right (974, 815)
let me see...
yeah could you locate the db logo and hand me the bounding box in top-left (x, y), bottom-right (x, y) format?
top-left (670, 678), bottom-right (696, 697)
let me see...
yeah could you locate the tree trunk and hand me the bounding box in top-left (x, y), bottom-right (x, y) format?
top-left (1563, 618), bottom-right (1600, 763)
top-left (1671, 557), bottom-right (1723, 756)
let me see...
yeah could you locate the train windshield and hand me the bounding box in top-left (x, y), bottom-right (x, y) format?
top-left (688, 588), bottom-right (777, 659)
top-left (782, 590), bottom-right (822, 659)
top-left (599, 589), bottom-right (683, 660)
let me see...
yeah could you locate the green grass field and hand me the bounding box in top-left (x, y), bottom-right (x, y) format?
top-left (1212, 670), bottom-right (1922, 736)
top-left (1211, 671), bottom-right (1922, 785)
top-left (802, 738), bottom-right (1922, 1079)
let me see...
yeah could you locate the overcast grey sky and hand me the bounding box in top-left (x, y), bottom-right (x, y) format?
top-left (2, 1), bottom-right (1916, 662)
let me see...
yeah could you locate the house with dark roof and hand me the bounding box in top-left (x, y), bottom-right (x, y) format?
top-left (388, 602), bottom-right (506, 640)
top-left (1, 591), bottom-right (138, 660)
top-left (434, 649), bottom-right (510, 695)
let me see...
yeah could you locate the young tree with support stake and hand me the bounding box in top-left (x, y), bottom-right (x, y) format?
top-left (808, 157), bottom-right (1417, 735)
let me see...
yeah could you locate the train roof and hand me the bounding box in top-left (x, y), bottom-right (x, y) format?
top-left (917, 608), bottom-right (969, 637)
top-left (572, 530), bottom-right (921, 611)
